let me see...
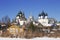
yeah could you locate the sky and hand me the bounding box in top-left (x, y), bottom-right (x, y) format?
top-left (0, 0), bottom-right (60, 21)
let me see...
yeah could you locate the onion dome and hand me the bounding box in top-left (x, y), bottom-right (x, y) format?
top-left (16, 11), bottom-right (25, 17)
top-left (16, 11), bottom-right (22, 17)
top-left (41, 11), bottom-right (45, 16)
top-left (38, 14), bottom-right (41, 16)
top-left (18, 11), bottom-right (23, 14)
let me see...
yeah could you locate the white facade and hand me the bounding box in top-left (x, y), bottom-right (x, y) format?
top-left (18, 19), bottom-right (26, 25)
top-left (38, 18), bottom-right (55, 26)
top-left (16, 17), bottom-right (26, 26)
top-left (38, 18), bottom-right (50, 26)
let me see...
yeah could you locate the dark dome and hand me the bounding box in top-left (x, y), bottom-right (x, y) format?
top-left (41, 11), bottom-right (45, 16)
top-left (18, 11), bottom-right (23, 15)
top-left (17, 11), bottom-right (25, 17)
top-left (38, 14), bottom-right (41, 16)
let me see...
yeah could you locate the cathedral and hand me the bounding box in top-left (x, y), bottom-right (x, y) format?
top-left (16, 11), bottom-right (27, 26)
top-left (38, 11), bottom-right (56, 26)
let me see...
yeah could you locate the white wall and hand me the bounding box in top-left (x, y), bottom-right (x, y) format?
top-left (38, 19), bottom-right (48, 26)
top-left (19, 19), bottom-right (26, 25)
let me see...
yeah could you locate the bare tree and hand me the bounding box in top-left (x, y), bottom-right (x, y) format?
top-left (2, 16), bottom-right (11, 27)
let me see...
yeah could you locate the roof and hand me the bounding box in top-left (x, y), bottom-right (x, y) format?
top-left (39, 11), bottom-right (48, 16)
top-left (16, 11), bottom-right (24, 17)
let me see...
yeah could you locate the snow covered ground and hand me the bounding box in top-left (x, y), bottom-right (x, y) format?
top-left (0, 37), bottom-right (60, 40)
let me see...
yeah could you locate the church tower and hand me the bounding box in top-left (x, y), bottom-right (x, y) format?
top-left (38, 11), bottom-right (49, 26)
top-left (38, 11), bottom-right (48, 19)
top-left (16, 11), bottom-right (27, 26)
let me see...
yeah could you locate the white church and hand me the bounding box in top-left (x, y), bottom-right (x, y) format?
top-left (15, 11), bottom-right (57, 27)
top-left (38, 11), bottom-right (56, 26)
top-left (16, 11), bottom-right (27, 26)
